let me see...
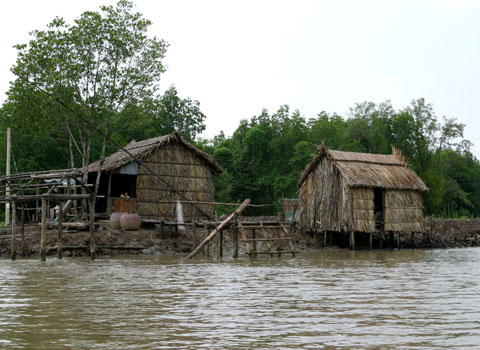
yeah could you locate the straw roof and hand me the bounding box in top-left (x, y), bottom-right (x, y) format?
top-left (89, 132), bottom-right (223, 173)
top-left (299, 145), bottom-right (428, 191)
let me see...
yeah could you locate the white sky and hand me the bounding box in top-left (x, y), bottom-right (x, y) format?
top-left (1, 0), bottom-right (480, 156)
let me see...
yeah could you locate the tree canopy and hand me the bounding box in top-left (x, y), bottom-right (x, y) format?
top-left (201, 99), bottom-right (480, 218)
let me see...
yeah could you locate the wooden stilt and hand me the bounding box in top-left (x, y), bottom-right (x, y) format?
top-left (323, 230), bottom-right (327, 247)
top-left (41, 198), bottom-right (47, 261)
top-left (57, 201), bottom-right (63, 259)
top-left (369, 232), bottom-right (373, 249)
top-left (350, 231), bottom-right (355, 250)
top-left (252, 229), bottom-right (257, 258)
top-left (380, 230), bottom-right (385, 249)
top-left (89, 198), bottom-right (96, 260)
top-left (217, 230), bottom-right (223, 259)
top-left (204, 225), bottom-right (210, 257)
top-left (160, 221), bottom-right (164, 238)
top-left (192, 221), bottom-right (197, 249)
top-left (11, 201), bottom-right (16, 260)
top-left (35, 182), bottom-right (39, 224)
top-left (21, 203), bottom-right (25, 257)
top-left (397, 233), bottom-right (401, 249)
top-left (233, 219), bottom-right (239, 258)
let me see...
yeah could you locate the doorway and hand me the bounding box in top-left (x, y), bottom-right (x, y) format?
top-left (373, 188), bottom-right (384, 231)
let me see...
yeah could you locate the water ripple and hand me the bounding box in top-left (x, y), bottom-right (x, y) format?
top-left (0, 248), bottom-right (479, 349)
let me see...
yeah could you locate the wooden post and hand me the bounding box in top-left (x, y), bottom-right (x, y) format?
top-left (5, 128), bottom-right (10, 227)
top-left (204, 225), bottom-right (210, 257)
top-left (192, 221), bottom-right (197, 249)
top-left (11, 201), bottom-right (16, 260)
top-left (89, 198), bottom-right (96, 260)
top-left (251, 229), bottom-right (257, 258)
top-left (21, 203), bottom-right (25, 257)
top-left (350, 231), bottom-right (355, 250)
top-left (106, 172), bottom-right (113, 215)
top-left (380, 230), bottom-right (385, 249)
top-left (174, 223), bottom-right (179, 237)
top-left (369, 232), bottom-right (373, 249)
top-left (186, 199), bottom-right (250, 259)
top-left (41, 198), bottom-right (47, 261)
top-left (160, 221), bottom-right (164, 238)
top-left (57, 201), bottom-right (63, 259)
top-left (233, 218), bottom-right (239, 258)
top-left (217, 230), bottom-right (223, 259)
top-left (35, 181), bottom-right (39, 224)
top-left (323, 230), bottom-right (327, 247)
top-left (397, 233), bottom-right (401, 249)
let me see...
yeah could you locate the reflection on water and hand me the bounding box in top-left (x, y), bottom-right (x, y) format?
top-left (0, 249), bottom-right (479, 349)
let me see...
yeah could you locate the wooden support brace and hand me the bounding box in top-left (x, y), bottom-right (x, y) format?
top-left (186, 199), bottom-right (251, 259)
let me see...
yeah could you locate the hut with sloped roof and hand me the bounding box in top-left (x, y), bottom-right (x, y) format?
top-left (89, 132), bottom-right (223, 221)
top-left (298, 145), bottom-right (428, 247)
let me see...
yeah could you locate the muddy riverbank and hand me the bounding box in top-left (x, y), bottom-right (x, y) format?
top-left (1, 218), bottom-right (480, 258)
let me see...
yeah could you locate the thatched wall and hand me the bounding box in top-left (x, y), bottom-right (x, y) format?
top-left (352, 188), bottom-right (375, 232)
top-left (384, 190), bottom-right (424, 232)
top-left (136, 141), bottom-right (214, 220)
top-left (299, 156), bottom-right (352, 232)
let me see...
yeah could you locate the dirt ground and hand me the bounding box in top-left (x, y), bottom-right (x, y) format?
top-left (0, 217), bottom-right (479, 258)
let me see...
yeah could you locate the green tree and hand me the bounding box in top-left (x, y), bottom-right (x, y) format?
top-left (7, 0), bottom-right (167, 187)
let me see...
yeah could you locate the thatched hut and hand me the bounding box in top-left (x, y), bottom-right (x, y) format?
top-left (299, 145), bottom-right (428, 242)
top-left (89, 132), bottom-right (223, 221)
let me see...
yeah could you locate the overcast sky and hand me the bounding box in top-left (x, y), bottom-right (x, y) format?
top-left (1, 0), bottom-right (479, 156)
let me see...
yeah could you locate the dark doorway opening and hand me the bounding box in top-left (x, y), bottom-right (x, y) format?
top-left (88, 172), bottom-right (137, 214)
top-left (374, 188), bottom-right (384, 231)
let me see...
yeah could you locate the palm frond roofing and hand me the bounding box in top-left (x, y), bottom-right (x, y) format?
top-left (89, 132), bottom-right (223, 173)
top-left (299, 145), bottom-right (428, 191)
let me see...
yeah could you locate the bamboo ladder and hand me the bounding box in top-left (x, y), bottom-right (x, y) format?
top-left (238, 220), bottom-right (297, 257)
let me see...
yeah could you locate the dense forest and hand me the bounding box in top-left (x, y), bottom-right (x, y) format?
top-left (1, 1), bottom-right (479, 220)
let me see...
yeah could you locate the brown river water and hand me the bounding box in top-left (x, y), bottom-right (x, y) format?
top-left (0, 248), bottom-right (479, 349)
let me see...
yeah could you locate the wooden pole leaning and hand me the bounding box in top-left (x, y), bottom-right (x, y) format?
top-left (11, 200), bottom-right (16, 260)
top-left (41, 197), bottom-right (47, 261)
top-left (186, 199), bottom-right (251, 259)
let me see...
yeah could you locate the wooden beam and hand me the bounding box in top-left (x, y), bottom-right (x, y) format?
top-left (186, 199), bottom-right (250, 259)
